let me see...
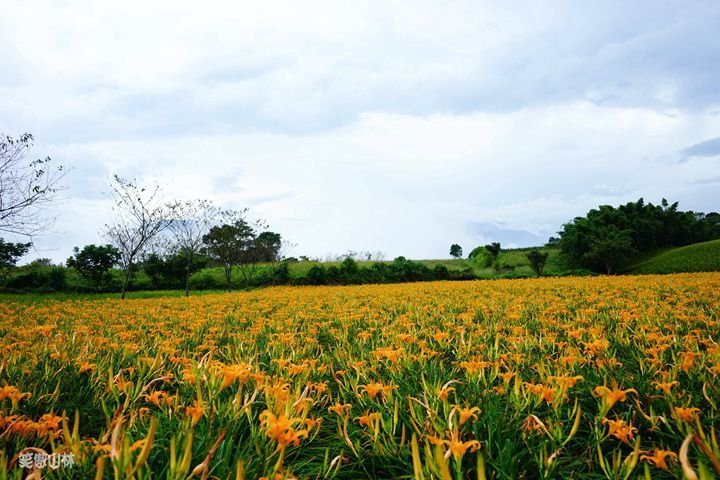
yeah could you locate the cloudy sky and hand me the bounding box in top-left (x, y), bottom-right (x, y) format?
top-left (2, 0), bottom-right (719, 262)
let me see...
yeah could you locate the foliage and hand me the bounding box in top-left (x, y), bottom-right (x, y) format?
top-left (525, 249), bottom-right (549, 277)
top-left (0, 133), bottom-right (65, 237)
top-left (66, 244), bottom-right (121, 292)
top-left (202, 216), bottom-right (251, 291)
top-left (5, 264), bottom-right (67, 292)
top-left (255, 231), bottom-right (282, 262)
top-left (467, 246), bottom-right (485, 259)
top-left (143, 251), bottom-right (210, 290)
top-left (449, 243), bottom-right (463, 259)
top-left (558, 198), bottom-right (720, 273)
top-left (0, 238), bottom-right (31, 285)
top-left (1, 274), bottom-right (719, 478)
top-left (583, 225), bottom-right (637, 274)
top-left (306, 265), bottom-right (327, 285)
top-left (485, 242), bottom-right (502, 257)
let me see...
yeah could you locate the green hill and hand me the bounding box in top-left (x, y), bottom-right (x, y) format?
top-left (624, 239), bottom-right (720, 274)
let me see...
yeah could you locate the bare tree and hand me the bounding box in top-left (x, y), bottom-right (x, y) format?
top-left (167, 199), bottom-right (220, 296)
top-left (0, 133), bottom-right (65, 237)
top-left (104, 175), bottom-right (169, 299)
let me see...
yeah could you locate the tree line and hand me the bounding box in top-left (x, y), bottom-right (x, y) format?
top-left (555, 198), bottom-right (720, 273)
top-left (1, 132), bottom-right (719, 293)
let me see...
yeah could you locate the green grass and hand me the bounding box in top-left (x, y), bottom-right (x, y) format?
top-left (624, 239), bottom-right (720, 274)
top-left (0, 288), bottom-right (229, 303)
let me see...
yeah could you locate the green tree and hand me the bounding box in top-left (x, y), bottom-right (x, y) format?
top-left (0, 238), bottom-right (31, 285)
top-left (142, 251), bottom-right (210, 290)
top-left (485, 242), bottom-right (501, 257)
top-left (255, 231), bottom-right (282, 262)
top-left (558, 198), bottom-right (720, 273)
top-left (526, 250), bottom-right (549, 277)
top-left (67, 244), bottom-right (121, 292)
top-left (202, 211), bottom-right (262, 291)
top-left (449, 243), bottom-right (463, 259)
top-left (583, 225), bottom-right (637, 274)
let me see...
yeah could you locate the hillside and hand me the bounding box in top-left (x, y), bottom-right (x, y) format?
top-left (624, 239), bottom-right (720, 274)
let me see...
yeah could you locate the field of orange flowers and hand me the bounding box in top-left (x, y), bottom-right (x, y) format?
top-left (1, 273), bottom-right (719, 479)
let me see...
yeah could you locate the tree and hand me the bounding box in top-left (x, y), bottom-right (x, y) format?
top-left (67, 244), bottom-right (121, 292)
top-left (582, 225), bottom-right (637, 274)
top-left (237, 219), bottom-right (270, 289)
top-left (202, 210), bottom-right (255, 291)
top-left (449, 244), bottom-right (463, 259)
top-left (526, 250), bottom-right (549, 277)
top-left (166, 199), bottom-right (220, 296)
top-left (0, 133), bottom-right (65, 237)
top-left (255, 231), bottom-right (282, 262)
top-left (142, 251), bottom-right (209, 290)
top-left (0, 238), bottom-right (31, 285)
top-left (104, 175), bottom-right (169, 299)
top-left (485, 242), bottom-right (501, 257)
top-left (558, 199), bottom-right (720, 273)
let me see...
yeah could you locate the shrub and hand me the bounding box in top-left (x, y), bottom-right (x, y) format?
top-left (306, 265), bottom-right (327, 285)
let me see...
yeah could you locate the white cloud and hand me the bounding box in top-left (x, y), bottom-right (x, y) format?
top-left (0, 1), bottom-right (718, 262)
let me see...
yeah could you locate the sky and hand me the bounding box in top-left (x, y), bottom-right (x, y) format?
top-left (1, 0), bottom-right (719, 262)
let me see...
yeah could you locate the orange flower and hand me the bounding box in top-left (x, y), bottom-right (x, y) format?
top-left (522, 415), bottom-right (549, 436)
top-left (328, 403), bottom-right (352, 417)
top-left (359, 382), bottom-right (396, 400)
top-left (259, 410), bottom-right (308, 448)
top-left (354, 411), bottom-right (381, 429)
top-left (185, 401), bottom-right (204, 426)
top-left (652, 380), bottom-right (679, 396)
top-left (429, 429), bottom-right (481, 461)
top-left (679, 352), bottom-right (699, 372)
top-left (0, 385), bottom-right (31, 407)
top-left (144, 390), bottom-right (168, 407)
top-left (602, 418), bottom-right (637, 443)
top-left (641, 449), bottom-right (677, 470)
top-left (454, 406), bottom-right (480, 426)
top-left (445, 437), bottom-right (481, 460)
top-left (593, 385), bottom-right (637, 410)
top-left (437, 381), bottom-right (458, 401)
top-left (525, 383), bottom-right (557, 404)
top-left (38, 413), bottom-right (63, 430)
top-left (550, 375), bottom-right (584, 393)
top-left (673, 407), bottom-right (700, 423)
top-left (220, 364), bottom-right (252, 389)
top-left (79, 362), bottom-right (95, 373)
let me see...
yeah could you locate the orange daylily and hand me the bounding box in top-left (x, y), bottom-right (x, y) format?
top-left (593, 385), bottom-right (637, 410)
top-left (641, 449), bottom-right (677, 470)
top-left (601, 418), bottom-right (637, 443)
top-left (673, 406), bottom-right (700, 423)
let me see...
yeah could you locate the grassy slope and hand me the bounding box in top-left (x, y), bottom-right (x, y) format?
top-left (624, 239), bottom-right (720, 274)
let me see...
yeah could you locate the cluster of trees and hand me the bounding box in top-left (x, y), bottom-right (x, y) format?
top-left (557, 198), bottom-right (720, 273)
top-left (466, 241), bottom-right (548, 276)
top-left (304, 256), bottom-right (474, 285)
top-left (73, 181), bottom-right (286, 297)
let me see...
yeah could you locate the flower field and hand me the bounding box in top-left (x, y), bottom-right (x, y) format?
top-left (1, 273), bottom-right (719, 479)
